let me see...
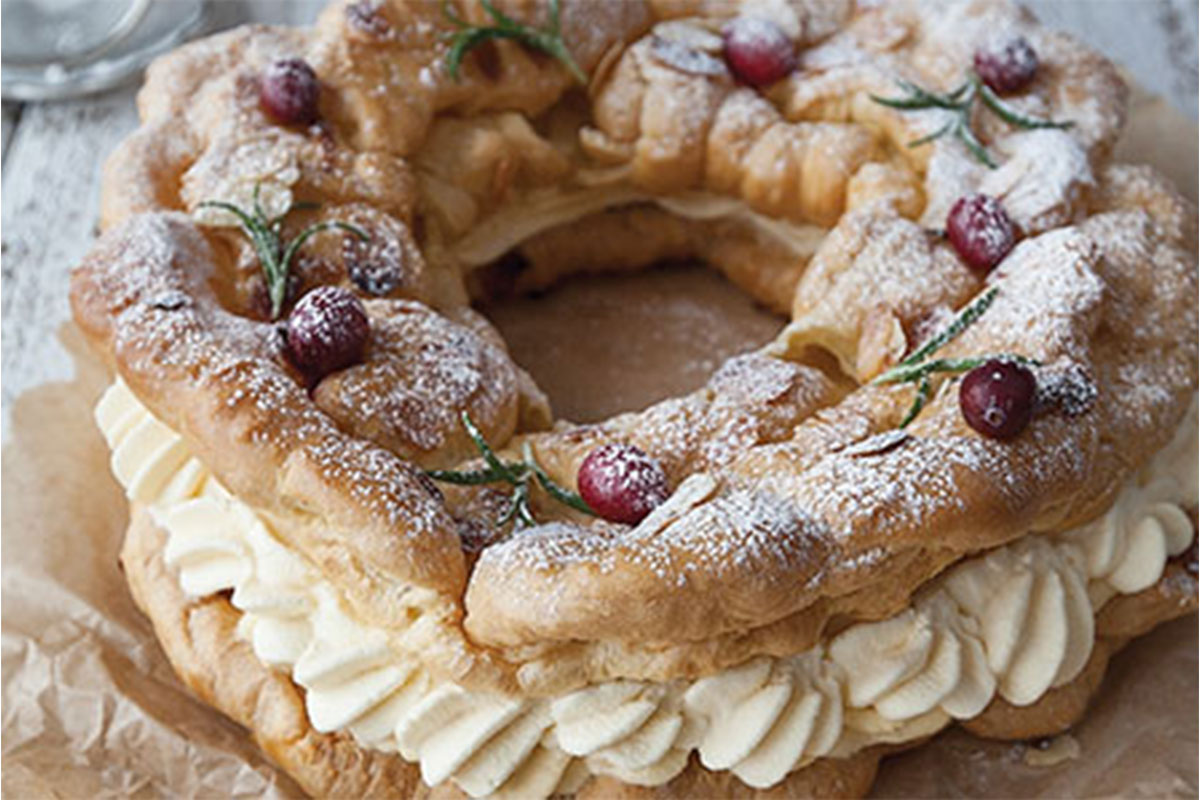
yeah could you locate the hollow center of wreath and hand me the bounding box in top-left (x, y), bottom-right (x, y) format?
top-left (481, 262), bottom-right (785, 423)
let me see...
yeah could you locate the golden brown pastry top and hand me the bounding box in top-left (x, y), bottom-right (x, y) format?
top-left (71, 0), bottom-right (1196, 690)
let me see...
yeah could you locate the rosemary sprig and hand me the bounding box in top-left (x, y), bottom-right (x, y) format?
top-left (523, 441), bottom-right (595, 515)
top-left (870, 72), bottom-right (1072, 168)
top-left (442, 0), bottom-right (586, 84)
top-left (871, 287), bottom-right (1039, 427)
top-left (426, 411), bottom-right (597, 528)
top-left (198, 184), bottom-right (368, 319)
top-left (902, 286), bottom-right (999, 366)
top-left (897, 376), bottom-right (931, 429)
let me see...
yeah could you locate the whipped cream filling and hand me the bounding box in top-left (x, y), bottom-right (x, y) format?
top-left (97, 382), bottom-right (1197, 796)
top-left (448, 183), bottom-right (827, 269)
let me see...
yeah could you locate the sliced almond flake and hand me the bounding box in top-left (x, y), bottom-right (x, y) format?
top-left (651, 20), bottom-right (724, 53)
top-left (630, 473), bottom-right (719, 539)
top-left (840, 430), bottom-right (912, 458)
top-left (649, 36), bottom-right (729, 78)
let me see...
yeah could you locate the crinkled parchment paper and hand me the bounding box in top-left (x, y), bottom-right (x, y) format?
top-left (2, 88), bottom-right (1196, 799)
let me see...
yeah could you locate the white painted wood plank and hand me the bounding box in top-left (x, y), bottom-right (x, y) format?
top-left (206, 0), bottom-right (324, 28)
top-left (2, 102), bottom-right (20, 165)
top-left (0, 2), bottom-right (324, 440)
top-left (1025, 0), bottom-right (1198, 119)
top-left (1, 89), bottom-right (142, 433)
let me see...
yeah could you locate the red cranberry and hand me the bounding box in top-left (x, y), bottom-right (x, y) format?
top-left (260, 58), bottom-right (321, 125)
top-left (946, 194), bottom-right (1016, 274)
top-left (284, 286), bottom-right (369, 380)
top-left (577, 443), bottom-right (670, 525)
top-left (722, 16), bottom-right (796, 87)
top-left (959, 360), bottom-right (1036, 440)
top-left (973, 37), bottom-right (1039, 94)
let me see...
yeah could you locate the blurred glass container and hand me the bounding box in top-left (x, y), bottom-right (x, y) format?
top-left (2, 0), bottom-right (207, 100)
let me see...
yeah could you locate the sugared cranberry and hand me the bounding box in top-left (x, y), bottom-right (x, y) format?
top-left (946, 194), bottom-right (1016, 273)
top-left (577, 443), bottom-right (670, 525)
top-left (959, 360), bottom-right (1036, 440)
top-left (284, 286), bottom-right (369, 380)
top-left (722, 16), bottom-right (796, 87)
top-left (260, 58), bottom-right (321, 125)
top-left (973, 37), bottom-right (1039, 94)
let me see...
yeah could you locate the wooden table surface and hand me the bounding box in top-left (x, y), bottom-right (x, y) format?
top-left (2, 0), bottom-right (1197, 437)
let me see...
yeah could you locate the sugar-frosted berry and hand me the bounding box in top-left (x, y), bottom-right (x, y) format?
top-left (974, 37), bottom-right (1039, 94)
top-left (959, 359), bottom-right (1036, 440)
top-left (946, 194), bottom-right (1016, 273)
top-left (284, 286), bottom-right (369, 380)
top-left (577, 443), bottom-right (669, 525)
top-left (261, 58), bottom-right (321, 125)
top-left (723, 16), bottom-right (796, 87)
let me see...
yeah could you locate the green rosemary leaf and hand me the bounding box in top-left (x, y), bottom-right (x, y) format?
top-left (198, 185), bottom-right (368, 320)
top-left (534, 471), bottom-right (595, 515)
top-left (869, 91), bottom-right (939, 111)
top-left (954, 117), bottom-right (997, 168)
top-left (423, 466), bottom-right (507, 485)
top-left (898, 287), bottom-right (1000, 369)
top-left (498, 480), bottom-right (536, 528)
top-left (898, 375), bottom-right (932, 428)
top-left (460, 410), bottom-right (522, 483)
top-left (268, 221), bottom-right (365, 318)
top-left (540, 35), bottom-right (587, 84)
top-left (480, 0), bottom-right (521, 28)
top-left (524, 442), bottom-right (596, 516)
top-left (442, 0), bottom-right (585, 85)
top-left (901, 79), bottom-right (967, 109)
top-left (426, 414), bottom-right (601, 527)
top-left (196, 200), bottom-right (263, 233)
top-left (198, 198), bottom-right (285, 307)
top-left (446, 27), bottom-right (504, 80)
top-left (497, 485), bottom-right (521, 526)
top-left (279, 221), bottom-right (368, 284)
top-left (871, 79), bottom-right (968, 111)
top-left (866, 284), bottom-right (1043, 431)
top-left (903, 355), bottom-right (991, 381)
top-left (974, 77), bottom-right (1073, 131)
top-left (251, 183), bottom-right (268, 224)
top-left (945, 81), bottom-right (972, 103)
top-left (878, 353), bottom-right (1040, 387)
top-left (516, 492), bottom-right (538, 528)
top-left (874, 359), bottom-right (935, 386)
top-left (871, 70), bottom-right (1071, 168)
top-left (907, 118), bottom-right (955, 149)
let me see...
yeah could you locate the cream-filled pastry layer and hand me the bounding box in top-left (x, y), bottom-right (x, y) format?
top-left (446, 183), bottom-right (828, 269)
top-left (97, 381), bottom-right (1197, 797)
top-left (195, 166), bottom-right (828, 272)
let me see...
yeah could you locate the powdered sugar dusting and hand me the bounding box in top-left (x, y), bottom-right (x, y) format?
top-left (73, 0), bottom-right (1194, 655)
top-left (469, 166), bottom-right (1195, 645)
top-left (314, 300), bottom-right (518, 461)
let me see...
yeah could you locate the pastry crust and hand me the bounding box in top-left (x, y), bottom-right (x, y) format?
top-left (71, 0), bottom-right (1198, 795)
top-left (70, 3), bottom-right (1196, 682)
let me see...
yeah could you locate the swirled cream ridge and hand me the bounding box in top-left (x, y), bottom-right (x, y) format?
top-left (96, 381), bottom-right (1197, 797)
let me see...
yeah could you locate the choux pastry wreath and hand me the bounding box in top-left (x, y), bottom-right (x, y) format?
top-left (70, 0), bottom-right (1196, 796)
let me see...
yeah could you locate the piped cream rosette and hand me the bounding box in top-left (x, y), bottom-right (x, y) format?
top-left (97, 381), bottom-right (1196, 797)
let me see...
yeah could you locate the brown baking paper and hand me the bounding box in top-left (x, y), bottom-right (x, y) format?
top-left (2, 87), bottom-right (1196, 799)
